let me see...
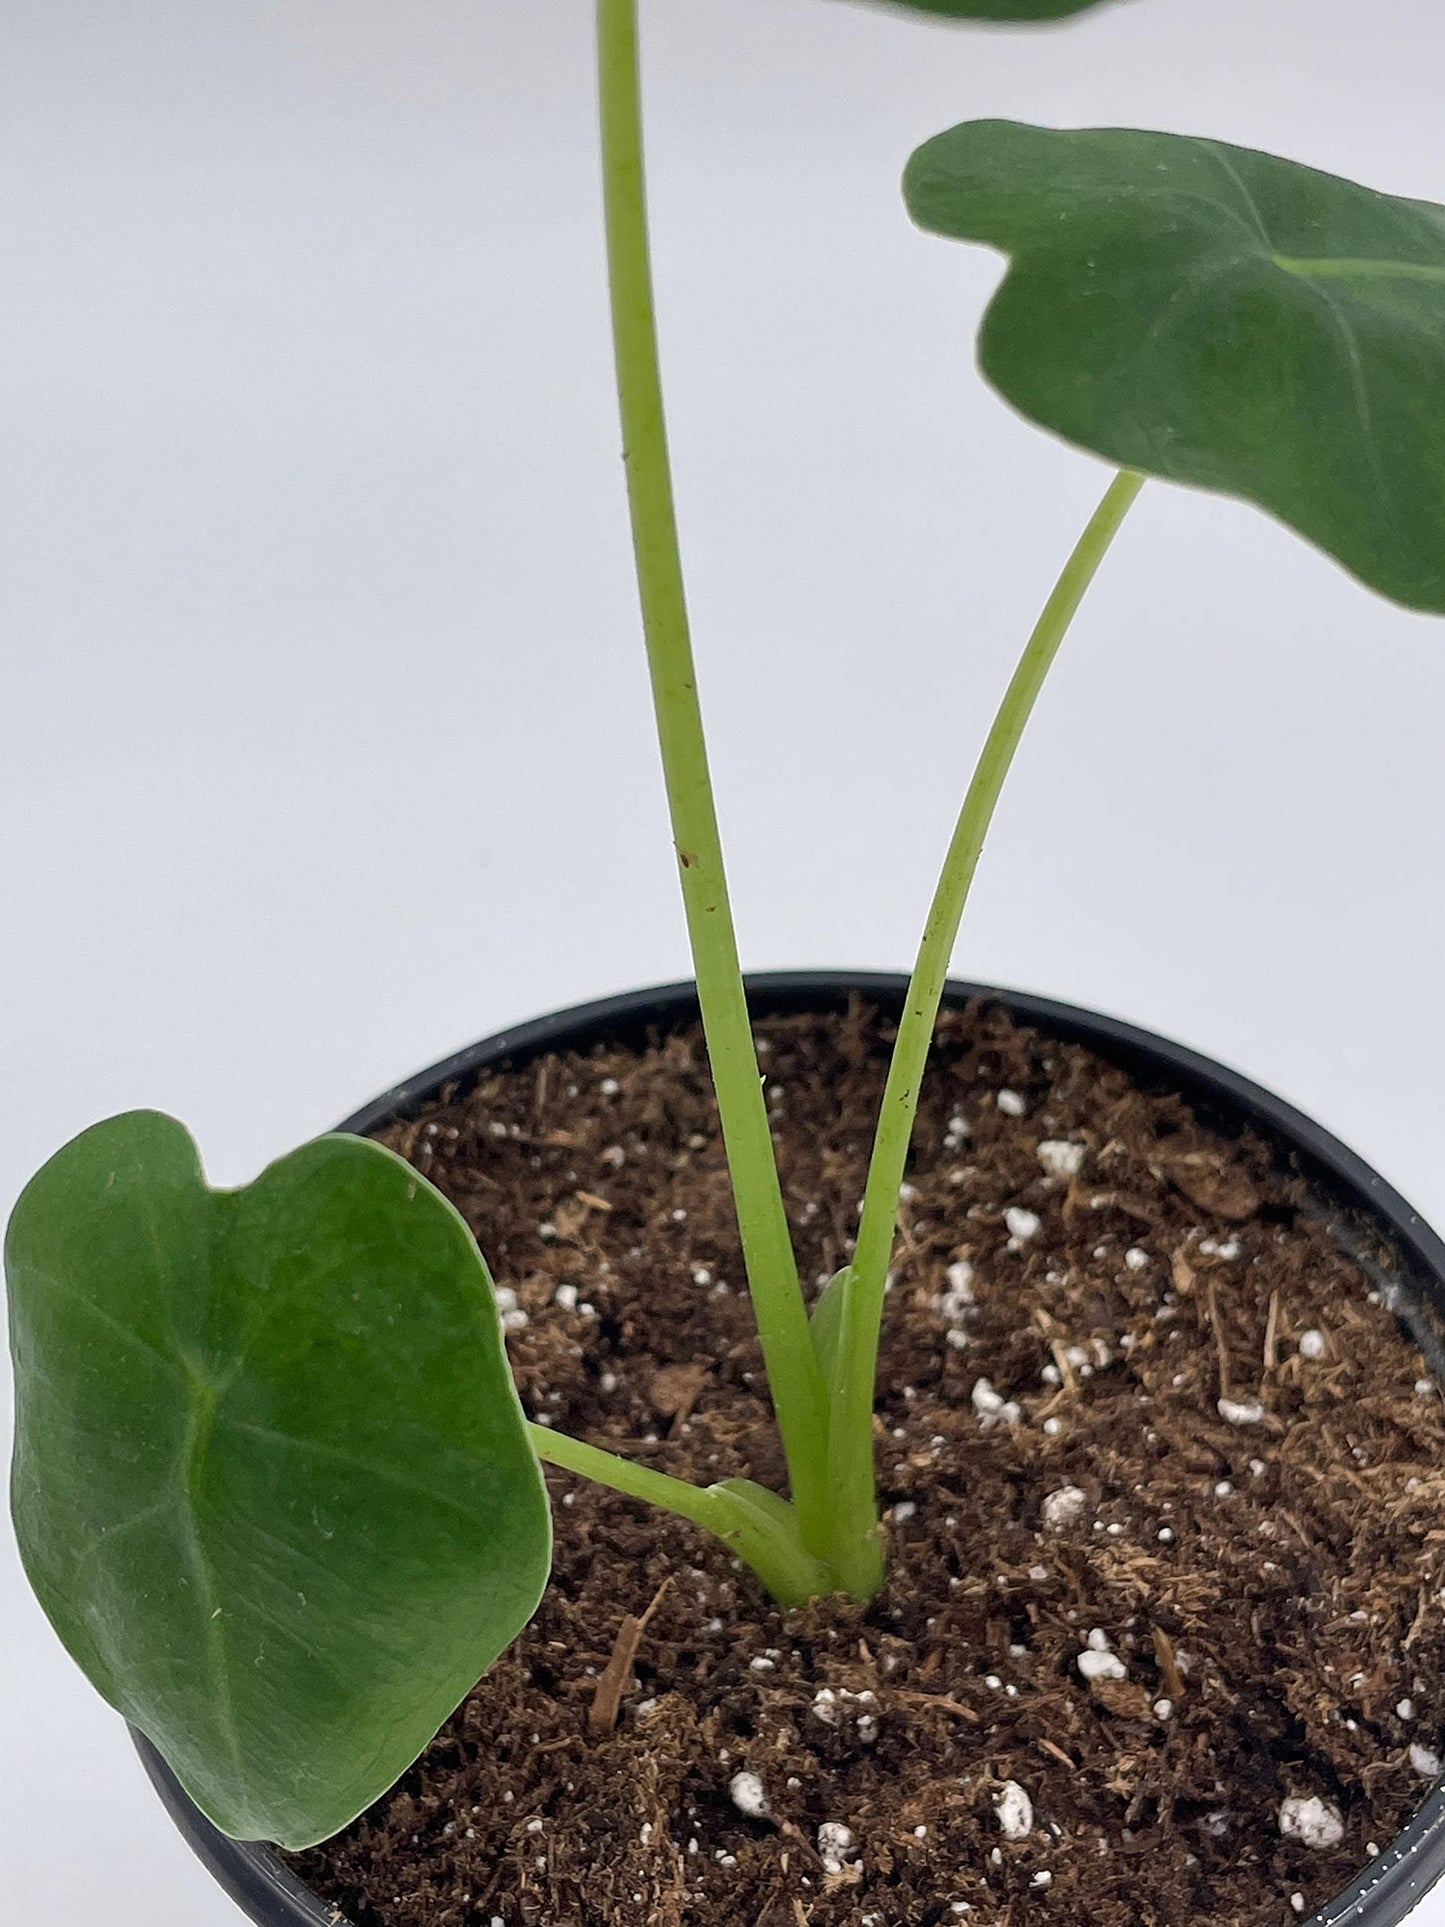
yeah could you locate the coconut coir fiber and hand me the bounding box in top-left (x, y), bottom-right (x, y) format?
top-left (294, 1000), bottom-right (1445, 1927)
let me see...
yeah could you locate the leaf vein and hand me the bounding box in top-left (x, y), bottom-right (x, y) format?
top-left (1202, 145), bottom-right (1274, 250)
top-left (218, 1416), bottom-right (506, 1528)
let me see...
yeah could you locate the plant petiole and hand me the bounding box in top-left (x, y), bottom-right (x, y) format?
top-left (528, 1423), bottom-right (828, 1606)
top-left (825, 467), bottom-right (1146, 1595)
top-left (596, 0), bottom-right (832, 1560)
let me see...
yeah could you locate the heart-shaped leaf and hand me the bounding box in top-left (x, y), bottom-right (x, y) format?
top-left (849, 1), bottom-right (1119, 18)
top-left (7, 1113), bottom-right (550, 1849)
top-left (905, 120), bottom-right (1445, 613)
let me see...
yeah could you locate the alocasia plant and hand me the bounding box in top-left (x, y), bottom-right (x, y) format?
top-left (10, 0), bottom-right (1445, 1854)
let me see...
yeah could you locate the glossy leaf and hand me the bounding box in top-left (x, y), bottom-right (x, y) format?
top-left (905, 120), bottom-right (1445, 613)
top-left (851, 1), bottom-right (1119, 18)
top-left (7, 1112), bottom-right (550, 1849)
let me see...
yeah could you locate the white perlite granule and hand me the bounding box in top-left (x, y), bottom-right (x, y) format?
top-left (1279, 1796), bottom-right (1344, 1850)
top-left (811, 1685), bottom-right (878, 1740)
top-left (1298, 1329), bottom-right (1326, 1360)
top-left (1199, 1236), bottom-right (1241, 1260)
top-left (936, 1260), bottom-right (975, 1322)
top-left (997, 1090), bottom-right (1027, 1117)
top-left (728, 1771), bottom-right (768, 1819)
top-left (972, 1378), bottom-right (1022, 1428)
top-left (1041, 1486), bottom-right (1087, 1530)
top-left (494, 1286), bottom-right (530, 1332)
top-left (1078, 1649), bottom-right (1127, 1683)
top-left (1005, 1206), bottom-right (1040, 1241)
top-left (817, 1822), bottom-right (858, 1869)
top-left (1037, 1139), bottom-right (1086, 1178)
top-left (1410, 1743), bottom-right (1442, 1777)
top-left (1217, 1397), bottom-right (1266, 1427)
top-left (995, 1781), bottom-right (1033, 1839)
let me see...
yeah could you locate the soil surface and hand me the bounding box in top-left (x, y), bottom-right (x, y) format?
top-left (293, 1001), bottom-right (1445, 1927)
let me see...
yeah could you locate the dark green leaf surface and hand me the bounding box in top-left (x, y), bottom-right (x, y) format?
top-left (853, 1), bottom-right (1118, 18)
top-left (7, 1113), bottom-right (550, 1848)
top-left (905, 120), bottom-right (1445, 612)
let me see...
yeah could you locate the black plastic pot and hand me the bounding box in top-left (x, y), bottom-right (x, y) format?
top-left (135, 971), bottom-right (1445, 1927)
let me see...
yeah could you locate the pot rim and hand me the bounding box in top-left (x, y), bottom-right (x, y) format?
top-left (133, 970), bottom-right (1445, 1927)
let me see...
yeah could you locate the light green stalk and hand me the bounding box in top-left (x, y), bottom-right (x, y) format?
top-left (529, 1423), bottom-right (827, 1606)
top-left (826, 469), bottom-right (1146, 1594)
top-left (596, 0), bottom-right (832, 1559)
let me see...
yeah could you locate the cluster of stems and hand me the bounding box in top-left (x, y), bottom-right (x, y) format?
top-left (537, 0), bottom-right (1143, 1605)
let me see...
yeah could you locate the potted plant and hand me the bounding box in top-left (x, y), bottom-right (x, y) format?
top-left (10, 1), bottom-right (1445, 1924)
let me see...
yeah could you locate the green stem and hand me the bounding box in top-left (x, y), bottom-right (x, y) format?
top-left (529, 1423), bottom-right (827, 1606)
top-left (826, 469), bottom-right (1146, 1594)
top-left (596, 0), bottom-right (832, 1558)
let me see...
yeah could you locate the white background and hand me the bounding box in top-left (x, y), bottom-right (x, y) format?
top-left (5, 0), bottom-right (1445, 1919)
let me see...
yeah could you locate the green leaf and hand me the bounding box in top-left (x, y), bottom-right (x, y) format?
top-left (710, 1478), bottom-right (831, 1606)
top-left (809, 1266), bottom-right (852, 1384)
top-left (6, 1112), bottom-right (550, 1849)
top-left (905, 120), bottom-right (1445, 614)
top-left (849, 1), bottom-right (1119, 18)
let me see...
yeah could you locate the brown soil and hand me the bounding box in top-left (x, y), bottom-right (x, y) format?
top-left (293, 1000), bottom-right (1445, 1927)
